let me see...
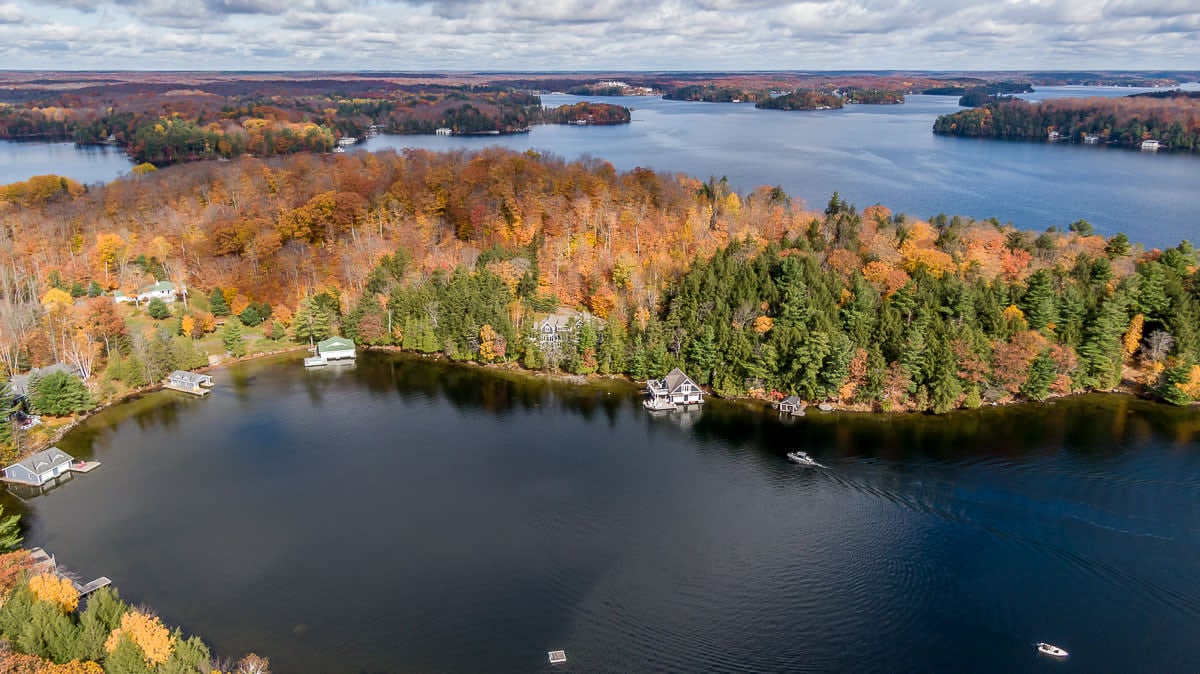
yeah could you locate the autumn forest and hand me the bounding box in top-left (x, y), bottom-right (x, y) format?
top-left (0, 145), bottom-right (1195, 460)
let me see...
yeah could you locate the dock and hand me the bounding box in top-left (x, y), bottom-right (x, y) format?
top-left (163, 382), bottom-right (211, 395)
top-left (73, 576), bottom-right (112, 596)
top-left (26, 547), bottom-right (110, 596)
top-left (304, 355), bottom-right (327, 367)
top-left (70, 460), bottom-right (101, 474)
top-left (548, 650), bottom-right (567, 664)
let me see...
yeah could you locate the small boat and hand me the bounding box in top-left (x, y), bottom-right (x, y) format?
top-left (1036, 643), bottom-right (1069, 658)
top-left (787, 451), bottom-right (821, 467)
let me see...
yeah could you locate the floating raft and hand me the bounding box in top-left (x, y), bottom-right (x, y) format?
top-left (548, 650), bottom-right (567, 664)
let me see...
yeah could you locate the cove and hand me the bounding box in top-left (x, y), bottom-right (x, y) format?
top-left (7, 352), bottom-right (1200, 673)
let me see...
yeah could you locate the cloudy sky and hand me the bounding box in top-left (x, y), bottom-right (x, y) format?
top-left (0, 0), bottom-right (1197, 71)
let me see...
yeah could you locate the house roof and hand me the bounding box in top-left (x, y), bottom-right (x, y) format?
top-left (9, 447), bottom-right (73, 475)
top-left (139, 281), bottom-right (177, 294)
top-left (663, 368), bottom-right (698, 393)
top-left (318, 336), bottom-right (355, 350)
top-left (782, 395), bottom-right (803, 405)
top-left (540, 308), bottom-right (599, 330)
top-left (8, 362), bottom-right (83, 396)
top-left (168, 370), bottom-right (211, 385)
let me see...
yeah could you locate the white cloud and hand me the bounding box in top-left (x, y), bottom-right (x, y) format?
top-left (0, 0), bottom-right (1197, 69)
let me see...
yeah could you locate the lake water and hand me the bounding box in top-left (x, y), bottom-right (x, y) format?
top-left (0, 140), bottom-right (132, 186)
top-left (10, 353), bottom-right (1200, 673)
top-left (2, 85), bottom-right (1198, 247)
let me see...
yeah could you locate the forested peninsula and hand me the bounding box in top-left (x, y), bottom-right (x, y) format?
top-left (1, 148), bottom-right (1197, 463)
top-left (933, 93), bottom-right (1200, 150)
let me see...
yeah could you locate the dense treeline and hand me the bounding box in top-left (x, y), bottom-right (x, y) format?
top-left (934, 96), bottom-right (1200, 150)
top-left (334, 192), bottom-right (1200, 412)
top-left (1, 150), bottom-right (1197, 435)
top-left (756, 90), bottom-right (844, 111)
top-left (539, 102), bottom-right (632, 125)
top-left (663, 85), bottom-right (756, 102)
top-left (843, 88), bottom-right (904, 105)
top-left (922, 81), bottom-right (1033, 98)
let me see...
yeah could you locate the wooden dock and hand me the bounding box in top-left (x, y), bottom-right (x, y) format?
top-left (163, 382), bottom-right (211, 396)
top-left (548, 650), bottom-right (567, 664)
top-left (70, 461), bottom-right (101, 474)
top-left (73, 577), bottom-right (112, 596)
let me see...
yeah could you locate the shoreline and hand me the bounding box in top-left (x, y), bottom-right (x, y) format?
top-left (11, 342), bottom-right (1194, 468)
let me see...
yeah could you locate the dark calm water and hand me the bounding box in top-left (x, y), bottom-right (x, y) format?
top-left (2, 85), bottom-right (1199, 247)
top-left (9, 353), bottom-right (1199, 673)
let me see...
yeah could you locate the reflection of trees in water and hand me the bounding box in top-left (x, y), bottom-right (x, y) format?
top-left (359, 353), bottom-right (632, 423)
top-left (688, 394), bottom-right (1195, 462)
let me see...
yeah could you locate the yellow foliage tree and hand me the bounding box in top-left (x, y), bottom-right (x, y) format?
top-left (40, 288), bottom-right (74, 314)
top-left (105, 610), bottom-right (175, 666)
top-left (998, 305), bottom-right (1027, 331)
top-left (29, 573), bottom-right (79, 612)
top-left (753, 316), bottom-right (774, 334)
top-left (180, 315), bottom-right (195, 339)
top-left (478, 324), bottom-right (497, 363)
top-left (1122, 314), bottom-right (1144, 359)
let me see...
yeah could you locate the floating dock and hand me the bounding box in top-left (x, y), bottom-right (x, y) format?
top-left (73, 576), bottom-right (112, 596)
top-left (548, 650), bottom-right (567, 664)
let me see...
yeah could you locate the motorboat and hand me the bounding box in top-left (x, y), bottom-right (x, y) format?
top-left (1036, 643), bottom-right (1069, 658)
top-left (787, 451), bottom-right (821, 467)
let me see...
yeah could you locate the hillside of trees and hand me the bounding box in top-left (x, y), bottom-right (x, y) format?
top-left (933, 95), bottom-right (1200, 150)
top-left (0, 149), bottom-right (1197, 456)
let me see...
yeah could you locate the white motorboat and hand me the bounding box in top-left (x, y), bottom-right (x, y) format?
top-left (787, 451), bottom-right (821, 467)
top-left (1036, 643), bottom-right (1069, 658)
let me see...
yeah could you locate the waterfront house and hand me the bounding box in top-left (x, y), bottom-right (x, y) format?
top-left (165, 370), bottom-right (214, 395)
top-left (645, 368), bottom-right (704, 409)
top-left (537, 309), bottom-right (599, 346)
top-left (435, 127), bottom-right (452, 135)
top-left (9, 362), bottom-right (85, 399)
top-left (2, 447), bottom-right (73, 486)
top-left (1141, 139), bottom-right (1161, 151)
top-left (317, 336), bottom-right (356, 361)
top-left (1083, 133), bottom-right (1100, 144)
top-left (775, 395), bottom-right (804, 414)
top-left (1047, 131), bottom-right (1061, 141)
top-left (136, 281), bottom-right (185, 303)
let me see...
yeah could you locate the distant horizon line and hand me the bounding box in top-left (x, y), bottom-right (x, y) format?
top-left (2, 68), bottom-right (1200, 76)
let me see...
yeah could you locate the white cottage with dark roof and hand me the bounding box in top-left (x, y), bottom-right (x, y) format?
top-left (645, 368), bottom-right (705, 410)
top-left (2, 447), bottom-right (74, 486)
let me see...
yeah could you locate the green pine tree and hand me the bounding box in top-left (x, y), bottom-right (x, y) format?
top-left (0, 504), bottom-right (21, 551)
top-left (28, 371), bottom-right (93, 416)
top-left (147, 297), bottom-right (171, 320)
top-left (209, 287), bottom-right (231, 316)
top-left (223, 320), bottom-right (246, 358)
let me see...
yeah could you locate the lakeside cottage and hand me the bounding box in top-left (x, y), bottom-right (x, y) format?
top-left (317, 336), bottom-right (356, 361)
top-left (775, 395), bottom-right (805, 415)
top-left (2, 447), bottom-right (73, 487)
top-left (164, 370), bottom-right (214, 396)
top-left (8, 362), bottom-right (85, 399)
top-left (1141, 139), bottom-right (1161, 151)
top-left (645, 368), bottom-right (704, 410)
top-left (537, 309), bottom-right (600, 346)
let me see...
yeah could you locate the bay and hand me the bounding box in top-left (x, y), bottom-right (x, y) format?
top-left (8, 353), bottom-right (1200, 673)
top-left (0, 140), bottom-right (133, 186)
